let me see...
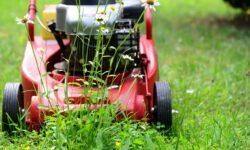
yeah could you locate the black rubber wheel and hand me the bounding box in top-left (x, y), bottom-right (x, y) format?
top-left (153, 82), bottom-right (172, 129)
top-left (2, 83), bottom-right (24, 133)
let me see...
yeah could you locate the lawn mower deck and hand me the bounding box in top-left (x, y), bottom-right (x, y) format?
top-left (2, 0), bottom-right (172, 132)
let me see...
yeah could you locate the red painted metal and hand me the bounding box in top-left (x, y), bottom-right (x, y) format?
top-left (28, 0), bottom-right (36, 41)
top-left (21, 1), bottom-right (158, 130)
top-left (146, 7), bottom-right (152, 39)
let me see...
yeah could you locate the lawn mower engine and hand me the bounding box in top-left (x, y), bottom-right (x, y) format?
top-left (54, 0), bottom-right (142, 75)
top-left (2, 0), bottom-right (172, 132)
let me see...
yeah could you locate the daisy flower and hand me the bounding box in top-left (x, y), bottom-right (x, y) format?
top-left (97, 27), bottom-right (110, 34)
top-left (95, 11), bottom-right (107, 25)
top-left (141, 0), bottom-right (160, 11)
top-left (121, 54), bottom-right (134, 62)
top-left (16, 14), bottom-right (34, 25)
top-left (172, 109), bottom-right (179, 114)
top-left (36, 47), bottom-right (45, 53)
top-left (186, 89), bottom-right (194, 94)
top-left (132, 73), bottom-right (144, 79)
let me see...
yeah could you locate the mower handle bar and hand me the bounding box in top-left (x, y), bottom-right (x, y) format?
top-left (146, 7), bottom-right (152, 39)
top-left (28, 0), bottom-right (36, 41)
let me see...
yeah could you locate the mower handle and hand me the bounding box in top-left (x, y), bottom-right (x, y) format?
top-left (28, 0), bottom-right (36, 41)
top-left (146, 7), bottom-right (152, 39)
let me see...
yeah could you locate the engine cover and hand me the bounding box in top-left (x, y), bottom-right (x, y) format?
top-left (56, 4), bottom-right (122, 35)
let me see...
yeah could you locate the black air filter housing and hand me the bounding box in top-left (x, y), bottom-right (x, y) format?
top-left (123, 0), bottom-right (144, 23)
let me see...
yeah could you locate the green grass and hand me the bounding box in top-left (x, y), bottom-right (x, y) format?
top-left (0, 0), bottom-right (250, 149)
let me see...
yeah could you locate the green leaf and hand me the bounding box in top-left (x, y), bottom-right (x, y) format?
top-left (121, 139), bottom-right (130, 150)
top-left (145, 134), bottom-right (155, 150)
top-left (68, 82), bottom-right (82, 87)
top-left (133, 139), bottom-right (144, 145)
top-left (96, 131), bottom-right (103, 149)
top-left (37, 104), bottom-right (50, 109)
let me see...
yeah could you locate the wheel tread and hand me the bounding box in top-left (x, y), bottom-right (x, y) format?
top-left (2, 83), bottom-right (23, 133)
top-left (154, 81), bottom-right (172, 129)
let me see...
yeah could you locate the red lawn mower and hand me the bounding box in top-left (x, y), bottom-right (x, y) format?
top-left (2, 0), bottom-right (172, 132)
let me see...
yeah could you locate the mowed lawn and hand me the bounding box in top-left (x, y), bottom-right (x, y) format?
top-left (0, 0), bottom-right (250, 149)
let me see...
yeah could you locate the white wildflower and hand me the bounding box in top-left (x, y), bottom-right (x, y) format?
top-left (95, 11), bottom-right (107, 25)
top-left (121, 54), bottom-right (134, 61)
top-left (186, 89), bottom-right (194, 94)
top-left (97, 27), bottom-right (109, 34)
top-left (83, 81), bottom-right (90, 86)
top-left (36, 47), bottom-right (45, 53)
top-left (16, 14), bottom-right (34, 25)
top-left (132, 74), bottom-right (144, 79)
top-left (141, 0), bottom-right (160, 11)
top-left (172, 109), bottom-right (179, 114)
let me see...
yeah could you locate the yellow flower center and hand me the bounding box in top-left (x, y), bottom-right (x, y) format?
top-left (110, 5), bottom-right (116, 11)
top-left (21, 17), bottom-right (28, 23)
top-left (147, 0), bottom-right (155, 5)
top-left (97, 18), bottom-right (103, 22)
top-left (100, 11), bottom-right (106, 15)
top-left (100, 27), bottom-right (107, 31)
